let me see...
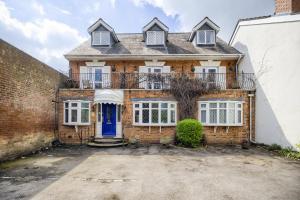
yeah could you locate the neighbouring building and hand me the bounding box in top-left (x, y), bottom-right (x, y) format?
top-left (0, 39), bottom-right (66, 161)
top-left (59, 17), bottom-right (255, 144)
top-left (230, 0), bottom-right (300, 148)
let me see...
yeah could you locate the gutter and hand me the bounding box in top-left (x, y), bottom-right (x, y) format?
top-left (64, 54), bottom-right (243, 61)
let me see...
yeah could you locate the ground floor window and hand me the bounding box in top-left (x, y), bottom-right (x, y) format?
top-left (133, 101), bottom-right (177, 126)
top-left (199, 101), bottom-right (243, 126)
top-left (64, 100), bottom-right (91, 125)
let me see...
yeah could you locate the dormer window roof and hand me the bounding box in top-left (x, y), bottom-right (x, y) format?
top-left (88, 18), bottom-right (119, 46)
top-left (143, 17), bottom-right (169, 46)
top-left (188, 17), bottom-right (220, 44)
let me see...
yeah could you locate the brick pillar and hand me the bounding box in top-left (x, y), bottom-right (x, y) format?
top-left (275, 0), bottom-right (300, 15)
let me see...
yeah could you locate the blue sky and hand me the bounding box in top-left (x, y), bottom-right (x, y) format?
top-left (0, 0), bottom-right (274, 73)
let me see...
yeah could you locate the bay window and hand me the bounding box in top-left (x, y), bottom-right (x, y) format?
top-left (133, 102), bottom-right (177, 126)
top-left (64, 100), bottom-right (91, 125)
top-left (199, 101), bottom-right (243, 126)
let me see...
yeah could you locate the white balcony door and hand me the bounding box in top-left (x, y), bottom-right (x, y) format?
top-left (80, 66), bottom-right (111, 89)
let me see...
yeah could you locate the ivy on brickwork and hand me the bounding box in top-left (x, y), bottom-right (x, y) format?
top-left (167, 74), bottom-right (219, 120)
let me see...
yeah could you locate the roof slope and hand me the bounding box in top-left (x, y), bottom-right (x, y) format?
top-left (66, 32), bottom-right (241, 57)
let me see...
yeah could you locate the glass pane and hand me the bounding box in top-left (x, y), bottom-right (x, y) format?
top-left (152, 103), bottom-right (159, 108)
top-left (209, 109), bottom-right (217, 124)
top-left (135, 110), bottom-right (139, 123)
top-left (64, 109), bottom-right (68, 123)
top-left (228, 109), bottom-right (235, 124)
top-left (237, 103), bottom-right (242, 109)
top-left (228, 103), bottom-right (235, 109)
top-left (142, 110), bottom-right (149, 123)
top-left (200, 110), bottom-right (206, 123)
top-left (154, 68), bottom-right (161, 73)
top-left (238, 110), bottom-right (242, 124)
top-left (151, 110), bottom-right (159, 123)
top-left (142, 103), bottom-right (149, 108)
top-left (219, 103), bottom-right (226, 108)
top-left (134, 104), bottom-right (139, 108)
top-left (161, 103), bottom-right (168, 108)
top-left (219, 109), bottom-right (226, 124)
top-left (170, 104), bottom-right (175, 108)
top-left (161, 110), bottom-right (168, 123)
top-left (209, 103), bottom-right (217, 108)
top-left (81, 109), bottom-right (89, 123)
top-left (171, 110), bottom-right (175, 123)
top-left (71, 110), bottom-right (77, 122)
top-left (154, 82), bottom-right (161, 89)
top-left (200, 104), bottom-right (206, 108)
top-left (71, 103), bottom-right (78, 107)
top-left (206, 31), bottom-right (215, 44)
top-left (65, 102), bottom-right (69, 108)
top-left (198, 31), bottom-right (205, 43)
top-left (81, 102), bottom-right (89, 108)
top-left (98, 104), bottom-right (101, 122)
top-left (95, 69), bottom-right (102, 81)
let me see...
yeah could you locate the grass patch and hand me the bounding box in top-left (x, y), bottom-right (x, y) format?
top-left (264, 143), bottom-right (300, 160)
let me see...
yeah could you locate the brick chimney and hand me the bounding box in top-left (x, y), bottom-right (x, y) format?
top-left (275, 0), bottom-right (300, 15)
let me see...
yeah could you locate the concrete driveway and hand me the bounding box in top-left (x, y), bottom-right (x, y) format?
top-left (1, 145), bottom-right (300, 200)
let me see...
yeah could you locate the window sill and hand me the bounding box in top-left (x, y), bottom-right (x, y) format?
top-left (132, 123), bottom-right (176, 127)
top-left (201, 124), bottom-right (243, 127)
top-left (63, 123), bottom-right (91, 126)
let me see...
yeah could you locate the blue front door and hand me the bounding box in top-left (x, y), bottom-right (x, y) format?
top-left (102, 104), bottom-right (116, 137)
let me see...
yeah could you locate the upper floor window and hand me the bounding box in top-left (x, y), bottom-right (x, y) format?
top-left (197, 30), bottom-right (215, 45)
top-left (64, 100), bottom-right (91, 125)
top-left (146, 31), bottom-right (164, 45)
top-left (199, 101), bottom-right (243, 126)
top-left (92, 31), bottom-right (110, 46)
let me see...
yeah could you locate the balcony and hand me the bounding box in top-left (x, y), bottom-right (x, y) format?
top-left (63, 72), bottom-right (255, 91)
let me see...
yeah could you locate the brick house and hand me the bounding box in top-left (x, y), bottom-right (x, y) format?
top-left (58, 17), bottom-right (255, 145)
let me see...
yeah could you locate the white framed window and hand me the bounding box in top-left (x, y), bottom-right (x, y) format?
top-left (133, 101), bottom-right (177, 126)
top-left (197, 30), bottom-right (215, 45)
top-left (146, 31), bottom-right (164, 45)
top-left (64, 100), bottom-right (91, 125)
top-left (92, 31), bottom-right (110, 45)
top-left (198, 101), bottom-right (243, 126)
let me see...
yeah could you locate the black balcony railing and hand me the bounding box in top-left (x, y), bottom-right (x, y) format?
top-left (63, 72), bottom-right (255, 90)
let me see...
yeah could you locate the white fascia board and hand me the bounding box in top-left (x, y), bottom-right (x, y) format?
top-left (88, 18), bottom-right (119, 42)
top-left (64, 54), bottom-right (242, 61)
top-left (143, 18), bottom-right (169, 32)
top-left (229, 14), bottom-right (300, 45)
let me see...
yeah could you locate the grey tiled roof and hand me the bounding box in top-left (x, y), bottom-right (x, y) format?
top-left (65, 32), bottom-right (241, 57)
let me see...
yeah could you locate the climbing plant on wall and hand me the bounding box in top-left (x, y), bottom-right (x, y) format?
top-left (167, 74), bottom-right (219, 120)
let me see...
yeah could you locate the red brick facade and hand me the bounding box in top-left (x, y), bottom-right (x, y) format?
top-left (0, 39), bottom-right (66, 161)
top-left (275, 0), bottom-right (300, 14)
top-left (58, 60), bottom-right (255, 145)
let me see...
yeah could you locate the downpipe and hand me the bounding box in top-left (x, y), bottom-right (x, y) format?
top-left (248, 93), bottom-right (256, 144)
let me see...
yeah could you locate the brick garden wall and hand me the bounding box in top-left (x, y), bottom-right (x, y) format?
top-left (0, 39), bottom-right (66, 161)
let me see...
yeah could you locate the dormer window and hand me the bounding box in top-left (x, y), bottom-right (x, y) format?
top-left (146, 31), bottom-right (164, 45)
top-left (197, 30), bottom-right (215, 45)
top-left (92, 31), bottom-right (110, 46)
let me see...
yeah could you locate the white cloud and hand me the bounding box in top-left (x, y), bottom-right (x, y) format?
top-left (54, 6), bottom-right (71, 15)
top-left (0, 1), bottom-right (86, 71)
top-left (110, 0), bottom-right (116, 8)
top-left (32, 1), bottom-right (45, 16)
top-left (130, 0), bottom-right (274, 40)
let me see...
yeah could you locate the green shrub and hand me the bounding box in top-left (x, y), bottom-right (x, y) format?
top-left (279, 147), bottom-right (300, 160)
top-left (176, 119), bottom-right (203, 148)
top-left (267, 144), bottom-right (282, 151)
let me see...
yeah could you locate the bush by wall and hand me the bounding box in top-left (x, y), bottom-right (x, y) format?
top-left (176, 119), bottom-right (203, 148)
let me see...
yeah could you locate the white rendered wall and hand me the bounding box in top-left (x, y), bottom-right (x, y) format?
top-left (231, 15), bottom-right (300, 149)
